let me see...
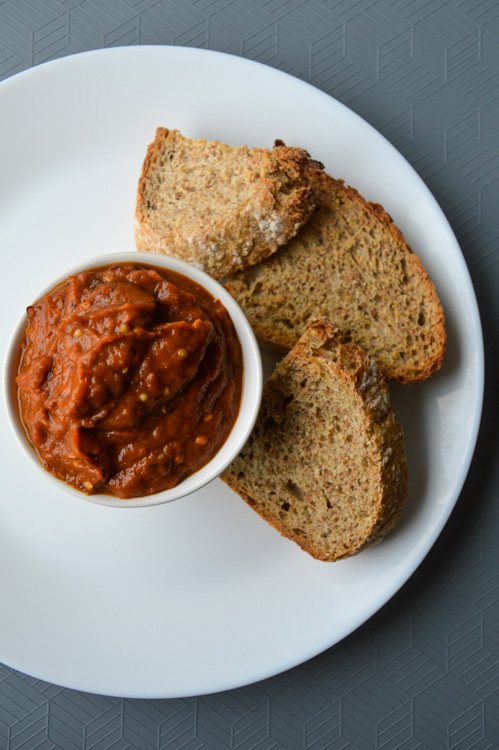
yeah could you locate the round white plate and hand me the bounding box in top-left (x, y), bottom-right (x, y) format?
top-left (0, 46), bottom-right (483, 699)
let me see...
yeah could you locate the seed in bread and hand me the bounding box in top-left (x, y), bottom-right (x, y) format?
top-left (224, 164), bottom-right (446, 383)
top-left (221, 320), bottom-right (409, 562)
top-left (134, 128), bottom-right (319, 280)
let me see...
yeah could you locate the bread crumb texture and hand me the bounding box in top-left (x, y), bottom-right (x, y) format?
top-left (135, 128), bottom-right (318, 279)
top-left (224, 166), bottom-right (446, 383)
top-left (221, 321), bottom-right (409, 561)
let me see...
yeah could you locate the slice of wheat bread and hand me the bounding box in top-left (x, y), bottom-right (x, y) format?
top-left (224, 164), bottom-right (446, 383)
top-left (134, 128), bottom-right (319, 280)
top-left (221, 320), bottom-right (408, 562)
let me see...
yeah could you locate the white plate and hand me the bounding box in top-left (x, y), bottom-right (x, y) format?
top-left (0, 46), bottom-right (483, 699)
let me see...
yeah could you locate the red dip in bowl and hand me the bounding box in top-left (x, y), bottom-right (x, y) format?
top-left (15, 262), bottom-right (243, 499)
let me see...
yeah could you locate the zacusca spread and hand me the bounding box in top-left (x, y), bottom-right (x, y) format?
top-left (15, 263), bottom-right (243, 498)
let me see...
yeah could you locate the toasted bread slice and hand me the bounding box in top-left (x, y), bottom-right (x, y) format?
top-left (224, 166), bottom-right (446, 383)
top-left (221, 321), bottom-right (408, 562)
top-left (135, 128), bottom-right (318, 280)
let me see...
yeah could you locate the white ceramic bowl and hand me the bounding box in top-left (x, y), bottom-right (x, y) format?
top-left (4, 251), bottom-right (263, 508)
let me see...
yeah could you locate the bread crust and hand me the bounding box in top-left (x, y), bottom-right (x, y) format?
top-left (224, 165), bottom-right (446, 383)
top-left (135, 128), bottom-right (318, 280)
top-left (221, 320), bottom-right (409, 561)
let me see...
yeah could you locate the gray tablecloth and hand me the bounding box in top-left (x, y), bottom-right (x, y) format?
top-left (1, 1), bottom-right (498, 748)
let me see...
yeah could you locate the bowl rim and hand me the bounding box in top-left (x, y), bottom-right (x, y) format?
top-left (4, 251), bottom-right (263, 508)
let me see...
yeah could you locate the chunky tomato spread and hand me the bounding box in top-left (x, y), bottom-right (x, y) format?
top-left (16, 263), bottom-right (243, 498)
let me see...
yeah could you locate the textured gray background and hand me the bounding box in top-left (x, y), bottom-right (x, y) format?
top-left (0, 0), bottom-right (498, 748)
